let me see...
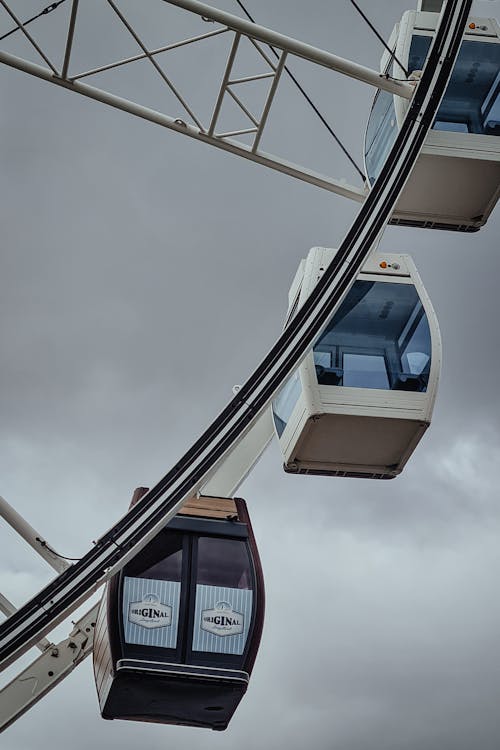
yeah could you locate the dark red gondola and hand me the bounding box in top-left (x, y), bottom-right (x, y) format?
top-left (93, 491), bottom-right (265, 731)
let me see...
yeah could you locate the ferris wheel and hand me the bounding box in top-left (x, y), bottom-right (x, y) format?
top-left (0, 0), bottom-right (498, 740)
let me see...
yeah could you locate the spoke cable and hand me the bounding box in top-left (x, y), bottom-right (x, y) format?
top-left (0, 0), bottom-right (366, 180)
top-left (348, 0), bottom-right (410, 78)
top-left (234, 0), bottom-right (366, 181)
top-left (0, 0), bottom-right (67, 43)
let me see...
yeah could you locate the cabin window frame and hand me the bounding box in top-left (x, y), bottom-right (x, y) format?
top-left (339, 346), bottom-right (392, 391)
top-left (185, 533), bottom-right (257, 668)
top-left (116, 526), bottom-right (258, 669)
top-left (117, 531), bottom-right (191, 663)
top-left (313, 276), bottom-right (432, 393)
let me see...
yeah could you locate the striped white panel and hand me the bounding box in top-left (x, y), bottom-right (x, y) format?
top-left (192, 585), bottom-right (253, 655)
top-left (122, 576), bottom-right (181, 648)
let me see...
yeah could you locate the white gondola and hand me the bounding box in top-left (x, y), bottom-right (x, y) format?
top-left (366, 2), bottom-right (500, 231)
top-left (272, 247), bottom-right (441, 479)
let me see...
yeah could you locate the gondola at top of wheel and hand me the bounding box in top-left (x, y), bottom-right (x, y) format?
top-left (366, 2), bottom-right (500, 232)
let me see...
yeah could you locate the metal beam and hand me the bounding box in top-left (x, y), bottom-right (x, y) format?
top-left (0, 604), bottom-right (98, 732)
top-left (0, 597), bottom-right (51, 653)
top-left (0, 0), bottom-right (416, 199)
top-left (200, 400), bottom-right (274, 498)
top-left (61, 0), bottom-right (80, 80)
top-left (0, 49), bottom-right (366, 203)
top-left (0, 496), bottom-right (70, 575)
top-left (164, 0), bottom-right (415, 98)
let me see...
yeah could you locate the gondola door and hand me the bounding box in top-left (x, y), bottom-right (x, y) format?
top-left (117, 528), bottom-right (188, 666)
top-left (187, 534), bottom-right (255, 668)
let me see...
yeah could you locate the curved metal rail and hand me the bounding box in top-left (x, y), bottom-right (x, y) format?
top-left (0, 0), bottom-right (472, 672)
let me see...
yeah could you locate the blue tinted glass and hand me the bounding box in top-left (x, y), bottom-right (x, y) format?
top-left (409, 35), bottom-right (500, 135)
top-left (124, 531), bottom-right (183, 582)
top-left (482, 71), bottom-right (500, 132)
top-left (365, 88), bottom-right (397, 183)
top-left (272, 371), bottom-right (301, 437)
top-left (400, 312), bottom-right (431, 379)
top-left (366, 34), bottom-right (499, 183)
top-left (313, 351), bottom-right (331, 368)
top-left (197, 537), bottom-right (252, 590)
top-left (408, 34), bottom-right (432, 74)
top-left (434, 120), bottom-right (469, 133)
top-left (343, 354), bottom-right (390, 389)
top-left (313, 281), bottom-right (431, 392)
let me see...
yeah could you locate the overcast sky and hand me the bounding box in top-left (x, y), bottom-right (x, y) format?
top-left (1, 1), bottom-right (500, 748)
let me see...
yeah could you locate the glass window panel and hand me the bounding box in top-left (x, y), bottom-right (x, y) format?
top-left (367, 33), bottom-right (499, 183)
top-left (196, 537), bottom-right (252, 590)
top-left (409, 34), bottom-right (500, 136)
top-left (123, 531), bottom-right (183, 582)
top-left (408, 34), bottom-right (432, 75)
top-left (313, 280), bottom-right (431, 392)
top-left (343, 353), bottom-right (389, 389)
top-left (272, 370), bottom-right (301, 437)
top-left (400, 312), bottom-right (431, 383)
top-left (434, 120), bottom-right (469, 133)
top-left (314, 348), bottom-right (343, 386)
top-left (365, 88), bottom-right (398, 184)
top-left (314, 351), bottom-right (331, 368)
top-left (482, 70), bottom-right (500, 134)
top-left (405, 351), bottom-right (430, 375)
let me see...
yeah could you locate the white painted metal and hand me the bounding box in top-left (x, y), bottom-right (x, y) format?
top-left (0, 0), bottom-right (418, 205)
top-left (72, 27), bottom-right (228, 81)
top-left (60, 0), bottom-right (79, 81)
top-left (0, 487), bottom-right (96, 727)
top-left (200, 403), bottom-right (274, 498)
top-left (0, 496), bottom-right (70, 575)
top-left (0, 595), bottom-right (16, 620)
top-left (0, 595), bottom-right (50, 653)
top-left (273, 248), bottom-right (442, 479)
top-left (375, 11), bottom-right (500, 230)
top-left (0, 604), bottom-right (99, 732)
top-left (0, 48), bottom-right (365, 203)
top-left (0, 0), bottom-right (58, 73)
top-left (165, 0), bottom-right (414, 97)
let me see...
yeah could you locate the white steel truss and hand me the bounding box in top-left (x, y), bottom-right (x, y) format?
top-left (0, 495), bottom-right (99, 730)
top-left (0, 0), bottom-right (415, 201)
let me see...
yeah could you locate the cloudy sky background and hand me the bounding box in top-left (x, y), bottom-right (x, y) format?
top-left (1, 0), bottom-right (500, 748)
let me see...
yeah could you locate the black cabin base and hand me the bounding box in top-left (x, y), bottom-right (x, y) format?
top-left (101, 661), bottom-right (249, 731)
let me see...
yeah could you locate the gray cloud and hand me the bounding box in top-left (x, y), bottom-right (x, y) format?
top-left (1, 1), bottom-right (499, 748)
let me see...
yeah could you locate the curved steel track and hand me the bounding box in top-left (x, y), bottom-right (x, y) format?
top-left (0, 0), bottom-right (472, 671)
